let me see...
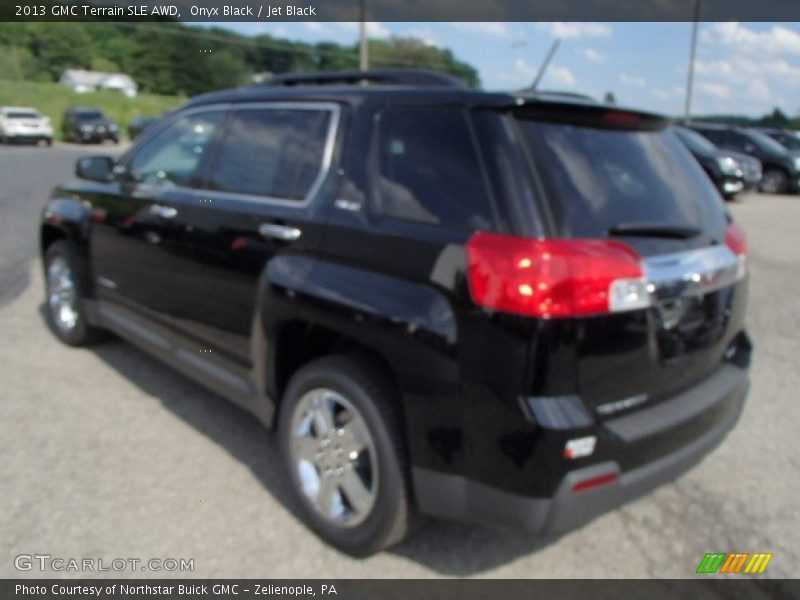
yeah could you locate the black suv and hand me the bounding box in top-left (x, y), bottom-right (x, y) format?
top-left (690, 122), bottom-right (800, 194)
top-left (40, 70), bottom-right (751, 555)
top-left (759, 127), bottom-right (800, 152)
top-left (62, 107), bottom-right (120, 144)
top-left (673, 126), bottom-right (747, 199)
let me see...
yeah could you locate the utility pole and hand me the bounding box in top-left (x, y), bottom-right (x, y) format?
top-left (684, 0), bottom-right (701, 123)
top-left (359, 0), bottom-right (368, 71)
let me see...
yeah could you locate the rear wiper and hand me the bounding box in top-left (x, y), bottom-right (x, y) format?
top-left (607, 222), bottom-right (701, 239)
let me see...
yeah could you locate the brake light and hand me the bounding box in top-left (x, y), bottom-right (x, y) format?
top-left (603, 110), bottom-right (642, 124)
top-left (466, 232), bottom-right (650, 318)
top-left (725, 222), bottom-right (747, 280)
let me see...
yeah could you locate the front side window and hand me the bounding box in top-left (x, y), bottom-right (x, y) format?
top-left (372, 107), bottom-right (494, 231)
top-left (127, 111), bottom-right (222, 187)
top-left (206, 107), bottom-right (332, 200)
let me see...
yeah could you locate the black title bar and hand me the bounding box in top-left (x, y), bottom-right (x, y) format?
top-left (2, 0), bottom-right (800, 22)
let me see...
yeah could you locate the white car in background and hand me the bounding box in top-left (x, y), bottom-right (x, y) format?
top-left (0, 106), bottom-right (53, 145)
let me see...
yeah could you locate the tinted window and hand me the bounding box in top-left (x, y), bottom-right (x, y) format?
top-left (6, 111), bottom-right (39, 119)
top-left (128, 111), bottom-right (222, 187)
top-left (207, 108), bottom-right (331, 200)
top-left (373, 107), bottom-right (494, 231)
top-left (745, 130), bottom-right (789, 154)
top-left (518, 120), bottom-right (720, 237)
top-left (75, 111), bottom-right (103, 120)
top-left (773, 132), bottom-right (800, 150)
top-left (675, 126), bottom-right (717, 154)
top-left (695, 128), bottom-right (724, 145)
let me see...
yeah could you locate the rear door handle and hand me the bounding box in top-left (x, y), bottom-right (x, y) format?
top-left (149, 204), bottom-right (177, 219)
top-left (258, 223), bottom-right (302, 241)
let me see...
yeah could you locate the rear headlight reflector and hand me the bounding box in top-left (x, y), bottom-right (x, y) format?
top-left (724, 222), bottom-right (747, 280)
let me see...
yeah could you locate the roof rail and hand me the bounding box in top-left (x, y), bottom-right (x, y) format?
top-left (262, 69), bottom-right (468, 89)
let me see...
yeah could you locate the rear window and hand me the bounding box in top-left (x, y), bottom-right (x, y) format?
top-left (6, 111), bottom-right (39, 119)
top-left (517, 120), bottom-right (720, 238)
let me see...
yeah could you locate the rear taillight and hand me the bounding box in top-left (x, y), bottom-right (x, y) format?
top-left (725, 222), bottom-right (747, 280)
top-left (466, 232), bottom-right (650, 318)
top-left (725, 222), bottom-right (747, 256)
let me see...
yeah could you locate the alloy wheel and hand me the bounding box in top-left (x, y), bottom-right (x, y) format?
top-left (290, 388), bottom-right (378, 528)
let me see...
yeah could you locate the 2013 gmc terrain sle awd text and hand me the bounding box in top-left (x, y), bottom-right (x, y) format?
top-left (39, 69), bottom-right (751, 556)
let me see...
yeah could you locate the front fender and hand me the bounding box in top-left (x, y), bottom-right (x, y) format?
top-left (40, 192), bottom-right (93, 252)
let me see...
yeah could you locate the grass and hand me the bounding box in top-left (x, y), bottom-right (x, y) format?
top-left (0, 79), bottom-right (185, 140)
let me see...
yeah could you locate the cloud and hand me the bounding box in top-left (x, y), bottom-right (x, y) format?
top-left (490, 59), bottom-right (576, 89)
top-left (548, 65), bottom-right (577, 87)
top-left (582, 48), bottom-right (607, 64)
top-left (692, 23), bottom-right (800, 114)
top-left (697, 82), bottom-right (731, 100)
top-left (701, 22), bottom-right (800, 56)
top-left (334, 22), bottom-right (391, 39)
top-left (619, 73), bottom-right (647, 87)
top-left (535, 22), bottom-right (612, 39)
top-left (450, 22), bottom-right (510, 38)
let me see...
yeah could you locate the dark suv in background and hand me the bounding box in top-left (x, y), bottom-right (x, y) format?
top-left (40, 70), bottom-right (751, 555)
top-left (759, 127), bottom-right (800, 152)
top-left (690, 122), bottom-right (800, 194)
top-left (62, 107), bottom-right (120, 144)
top-left (673, 126), bottom-right (748, 199)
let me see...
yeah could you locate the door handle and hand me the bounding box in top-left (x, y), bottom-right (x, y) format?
top-left (149, 204), bottom-right (177, 219)
top-left (258, 223), bottom-right (302, 241)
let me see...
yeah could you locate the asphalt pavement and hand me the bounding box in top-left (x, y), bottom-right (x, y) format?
top-left (0, 144), bottom-right (798, 579)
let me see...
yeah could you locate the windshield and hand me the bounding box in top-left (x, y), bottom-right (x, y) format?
top-left (516, 120), bottom-right (721, 238)
top-left (6, 111), bottom-right (40, 119)
top-left (746, 130), bottom-right (789, 154)
top-left (773, 133), bottom-right (800, 150)
top-left (75, 111), bottom-right (104, 121)
top-left (675, 126), bottom-right (717, 154)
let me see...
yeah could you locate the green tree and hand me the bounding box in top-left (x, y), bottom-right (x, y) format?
top-left (28, 24), bottom-right (94, 80)
top-left (369, 38), bottom-right (479, 87)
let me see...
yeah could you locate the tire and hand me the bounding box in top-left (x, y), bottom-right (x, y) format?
top-left (43, 240), bottom-right (104, 346)
top-left (759, 168), bottom-right (789, 194)
top-left (278, 355), bottom-right (414, 556)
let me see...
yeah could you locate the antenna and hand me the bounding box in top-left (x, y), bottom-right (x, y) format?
top-left (530, 39), bottom-right (561, 91)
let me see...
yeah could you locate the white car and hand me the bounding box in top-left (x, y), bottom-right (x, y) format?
top-left (0, 106), bottom-right (54, 145)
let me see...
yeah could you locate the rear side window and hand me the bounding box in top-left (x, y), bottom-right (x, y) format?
top-left (373, 107), bottom-right (494, 231)
top-left (517, 120), bottom-right (720, 238)
top-left (207, 107), bottom-right (332, 200)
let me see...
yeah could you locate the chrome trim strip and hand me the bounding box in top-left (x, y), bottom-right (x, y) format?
top-left (644, 245), bottom-right (742, 300)
top-left (258, 223), bottom-right (302, 241)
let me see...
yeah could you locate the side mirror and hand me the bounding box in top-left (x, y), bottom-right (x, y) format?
top-left (75, 156), bottom-right (114, 182)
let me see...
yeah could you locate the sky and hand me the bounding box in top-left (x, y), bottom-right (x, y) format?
top-left (219, 21), bottom-right (800, 117)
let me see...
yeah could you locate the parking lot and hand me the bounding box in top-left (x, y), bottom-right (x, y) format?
top-left (0, 143), bottom-right (798, 579)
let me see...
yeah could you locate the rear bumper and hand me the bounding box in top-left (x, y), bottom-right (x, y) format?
top-left (3, 132), bottom-right (52, 141)
top-left (413, 364), bottom-right (748, 533)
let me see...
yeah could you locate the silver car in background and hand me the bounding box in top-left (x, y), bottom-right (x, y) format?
top-left (0, 106), bottom-right (53, 145)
